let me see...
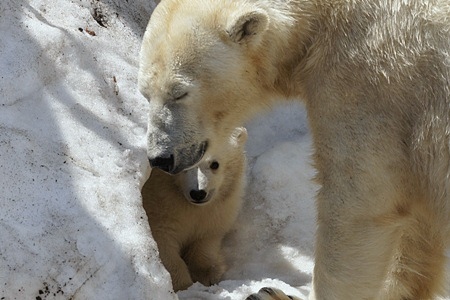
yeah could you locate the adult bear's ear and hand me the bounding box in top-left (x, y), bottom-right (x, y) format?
top-left (226, 9), bottom-right (269, 46)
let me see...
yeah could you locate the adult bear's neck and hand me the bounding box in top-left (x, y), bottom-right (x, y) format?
top-left (266, 0), bottom-right (351, 101)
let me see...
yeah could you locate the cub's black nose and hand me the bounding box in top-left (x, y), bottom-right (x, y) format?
top-left (149, 155), bottom-right (174, 173)
top-left (189, 190), bottom-right (207, 202)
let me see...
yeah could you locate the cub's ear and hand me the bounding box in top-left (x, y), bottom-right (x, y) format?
top-left (231, 127), bottom-right (248, 145)
top-left (226, 9), bottom-right (269, 45)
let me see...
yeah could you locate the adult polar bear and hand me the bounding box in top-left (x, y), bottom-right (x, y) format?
top-left (138, 0), bottom-right (450, 299)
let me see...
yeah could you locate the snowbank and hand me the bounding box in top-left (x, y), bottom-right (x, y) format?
top-left (1, 0), bottom-right (174, 298)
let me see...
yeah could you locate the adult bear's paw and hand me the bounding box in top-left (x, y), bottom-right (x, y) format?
top-left (246, 287), bottom-right (303, 300)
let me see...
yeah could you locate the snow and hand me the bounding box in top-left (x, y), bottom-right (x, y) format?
top-left (0, 0), bottom-right (172, 299)
top-left (0, 1), bottom-right (448, 300)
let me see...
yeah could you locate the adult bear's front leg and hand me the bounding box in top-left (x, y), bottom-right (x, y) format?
top-left (309, 108), bottom-right (418, 299)
top-left (312, 186), bottom-right (402, 299)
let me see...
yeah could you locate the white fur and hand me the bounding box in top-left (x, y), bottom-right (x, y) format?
top-left (140, 0), bottom-right (450, 298)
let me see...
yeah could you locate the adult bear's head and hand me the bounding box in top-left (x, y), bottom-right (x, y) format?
top-left (139, 0), bottom-right (295, 174)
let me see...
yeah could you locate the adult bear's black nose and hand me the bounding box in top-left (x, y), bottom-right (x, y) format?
top-left (189, 190), bottom-right (207, 202)
top-left (149, 155), bottom-right (174, 173)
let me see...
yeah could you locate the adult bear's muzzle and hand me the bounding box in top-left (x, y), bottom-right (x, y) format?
top-left (148, 141), bottom-right (208, 174)
top-left (148, 154), bottom-right (174, 173)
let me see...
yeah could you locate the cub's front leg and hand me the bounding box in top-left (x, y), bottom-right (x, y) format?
top-left (154, 233), bottom-right (193, 291)
top-left (183, 237), bottom-right (226, 287)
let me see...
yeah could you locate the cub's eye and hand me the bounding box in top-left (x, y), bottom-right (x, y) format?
top-left (210, 161), bottom-right (219, 170)
top-left (174, 92), bottom-right (188, 101)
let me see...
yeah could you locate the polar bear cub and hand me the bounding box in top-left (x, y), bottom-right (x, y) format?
top-left (142, 127), bottom-right (248, 291)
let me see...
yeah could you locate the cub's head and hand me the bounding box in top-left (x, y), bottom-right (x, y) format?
top-left (138, 0), bottom-right (289, 174)
top-left (174, 127), bottom-right (247, 205)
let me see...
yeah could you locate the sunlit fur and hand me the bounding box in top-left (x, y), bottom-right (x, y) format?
top-left (139, 0), bottom-right (450, 299)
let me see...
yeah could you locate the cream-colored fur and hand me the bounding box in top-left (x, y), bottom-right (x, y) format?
top-left (142, 127), bottom-right (247, 291)
top-left (139, 0), bottom-right (450, 299)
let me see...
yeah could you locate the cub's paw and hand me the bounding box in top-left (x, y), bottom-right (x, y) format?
top-left (191, 263), bottom-right (226, 287)
top-left (246, 287), bottom-right (302, 300)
